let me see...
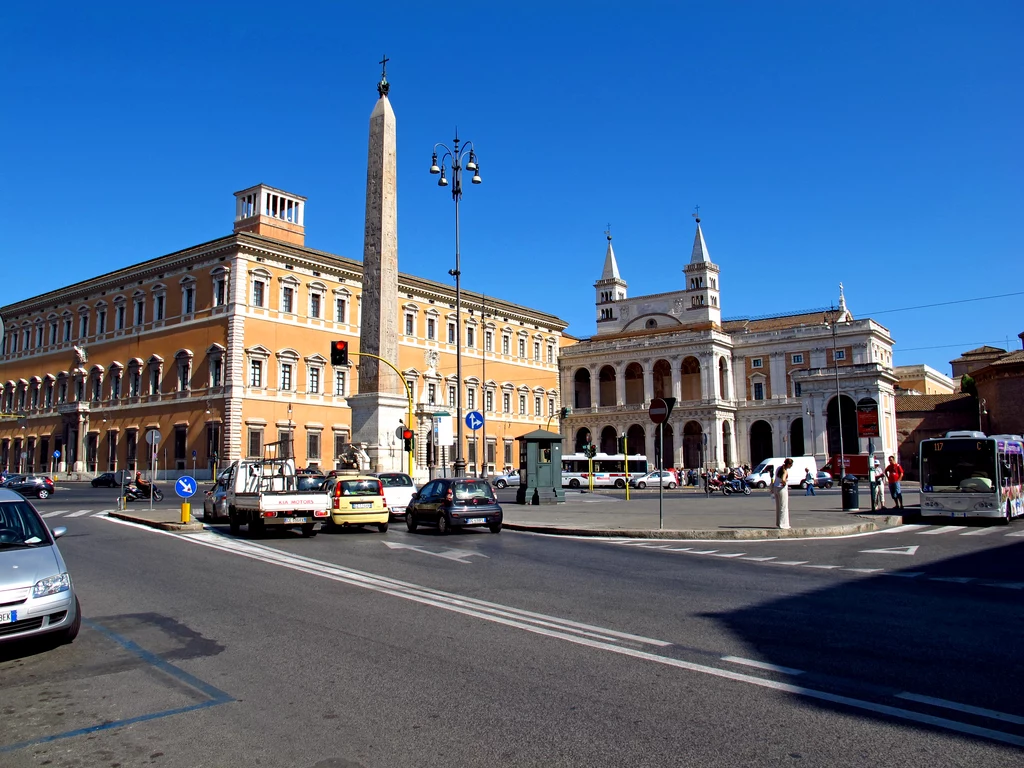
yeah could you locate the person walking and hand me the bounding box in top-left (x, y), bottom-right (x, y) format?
top-left (773, 458), bottom-right (794, 529)
top-left (871, 459), bottom-right (886, 509)
top-left (885, 455), bottom-right (905, 510)
top-left (804, 467), bottom-right (816, 496)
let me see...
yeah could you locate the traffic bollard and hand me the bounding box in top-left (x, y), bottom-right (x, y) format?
top-left (181, 502), bottom-right (191, 524)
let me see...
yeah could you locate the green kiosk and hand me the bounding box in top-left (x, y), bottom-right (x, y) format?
top-left (515, 429), bottom-right (565, 505)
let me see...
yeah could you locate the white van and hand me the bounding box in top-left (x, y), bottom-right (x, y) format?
top-left (746, 457), bottom-right (819, 489)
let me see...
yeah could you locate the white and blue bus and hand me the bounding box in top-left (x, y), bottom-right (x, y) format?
top-left (919, 431), bottom-right (1024, 523)
top-left (561, 453), bottom-right (649, 489)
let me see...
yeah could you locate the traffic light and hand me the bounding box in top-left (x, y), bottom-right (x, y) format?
top-left (617, 435), bottom-right (626, 454)
top-left (330, 340), bottom-right (349, 366)
top-left (583, 444), bottom-right (597, 459)
top-left (559, 406), bottom-right (571, 419)
top-left (402, 429), bottom-right (414, 452)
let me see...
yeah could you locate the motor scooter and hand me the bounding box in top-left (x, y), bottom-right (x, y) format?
top-left (124, 482), bottom-right (165, 502)
top-left (722, 477), bottom-right (752, 496)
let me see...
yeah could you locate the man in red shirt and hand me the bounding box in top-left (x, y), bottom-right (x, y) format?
top-left (885, 456), bottom-right (905, 510)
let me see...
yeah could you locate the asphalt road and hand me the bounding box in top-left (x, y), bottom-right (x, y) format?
top-left (2, 487), bottom-right (1022, 767)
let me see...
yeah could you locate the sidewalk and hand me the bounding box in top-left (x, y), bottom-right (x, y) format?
top-left (106, 489), bottom-right (905, 540)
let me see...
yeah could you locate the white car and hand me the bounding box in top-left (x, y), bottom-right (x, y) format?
top-left (374, 472), bottom-right (417, 520)
top-left (491, 471), bottom-right (521, 489)
top-left (628, 471), bottom-right (678, 489)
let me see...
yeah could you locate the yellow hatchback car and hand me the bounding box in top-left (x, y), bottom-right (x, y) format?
top-left (323, 475), bottom-right (390, 533)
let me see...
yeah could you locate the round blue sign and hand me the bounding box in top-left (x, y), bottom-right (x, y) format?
top-left (465, 411), bottom-right (484, 431)
top-left (175, 476), bottom-right (198, 498)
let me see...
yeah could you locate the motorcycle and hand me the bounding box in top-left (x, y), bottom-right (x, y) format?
top-left (722, 477), bottom-right (752, 496)
top-left (124, 482), bottom-right (165, 502)
top-left (702, 474), bottom-right (725, 494)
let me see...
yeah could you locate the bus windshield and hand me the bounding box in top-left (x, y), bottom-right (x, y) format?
top-left (921, 439), bottom-right (996, 493)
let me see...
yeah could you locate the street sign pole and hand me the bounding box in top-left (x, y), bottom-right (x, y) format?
top-left (658, 422), bottom-right (664, 530)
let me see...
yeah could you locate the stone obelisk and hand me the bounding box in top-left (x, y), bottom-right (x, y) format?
top-left (349, 58), bottom-right (407, 472)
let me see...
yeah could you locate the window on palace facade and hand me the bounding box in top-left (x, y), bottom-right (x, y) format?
top-left (250, 360), bottom-right (263, 388)
top-left (502, 334), bottom-right (510, 355)
top-left (519, 394), bottom-right (527, 415)
top-left (252, 279), bottom-right (266, 308)
top-left (428, 383), bottom-right (436, 404)
top-left (427, 317), bottom-right (436, 340)
top-left (308, 283), bottom-right (326, 319)
top-left (752, 358), bottom-right (763, 369)
top-left (485, 330), bottom-right (493, 352)
top-left (281, 363), bottom-right (293, 391)
top-left (335, 296), bottom-right (347, 323)
top-left (308, 366), bottom-right (321, 394)
top-left (149, 366), bottom-right (160, 396)
top-left (447, 322), bottom-right (456, 344)
top-left (307, 431), bottom-right (321, 461)
top-left (50, 320), bottom-right (59, 343)
top-left (63, 316), bottom-right (72, 341)
top-left (210, 356), bottom-right (222, 387)
top-left (79, 313), bottom-right (89, 338)
top-left (115, 304), bottom-right (126, 331)
top-left (503, 392), bottom-right (511, 412)
top-left (176, 353), bottom-right (192, 392)
top-left (485, 390), bottom-right (493, 412)
top-left (97, 308), bottom-right (106, 334)
top-left (248, 428), bottom-right (263, 458)
top-left (35, 323), bottom-right (44, 347)
top-left (504, 442), bottom-right (513, 467)
top-left (794, 382), bottom-right (802, 397)
top-left (534, 396), bottom-right (541, 415)
top-left (448, 386), bottom-right (456, 408)
top-left (548, 397), bottom-right (555, 416)
top-left (282, 286), bottom-right (294, 314)
top-left (128, 364), bottom-right (141, 397)
top-left (466, 327), bottom-right (475, 348)
top-left (835, 349), bottom-right (846, 361)
top-left (467, 388), bottom-right (475, 410)
top-left (213, 273), bottom-right (227, 307)
top-left (792, 353), bottom-right (803, 365)
top-left (547, 344), bottom-right (554, 363)
top-left (110, 370), bottom-right (121, 399)
top-left (182, 282), bottom-right (196, 315)
top-left (405, 313), bottom-right (415, 336)
top-left (334, 370), bottom-right (346, 397)
top-left (534, 341), bottom-right (540, 361)
top-left (134, 298), bottom-right (145, 326)
top-left (753, 381), bottom-right (764, 401)
top-left (155, 294), bottom-right (165, 321)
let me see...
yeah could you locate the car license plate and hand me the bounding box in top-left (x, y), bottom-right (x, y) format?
top-left (0, 610), bottom-right (17, 624)
top-left (466, 517), bottom-right (486, 524)
top-left (289, 517), bottom-right (308, 524)
top-left (352, 502), bottom-right (372, 509)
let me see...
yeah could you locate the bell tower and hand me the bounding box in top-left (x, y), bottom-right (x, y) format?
top-left (682, 211), bottom-right (721, 326)
top-left (594, 228), bottom-right (627, 330)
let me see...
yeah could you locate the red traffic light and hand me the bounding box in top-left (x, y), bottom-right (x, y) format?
top-left (402, 429), bottom-right (414, 440)
top-left (330, 340), bottom-right (349, 365)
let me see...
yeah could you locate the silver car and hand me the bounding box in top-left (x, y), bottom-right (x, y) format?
top-left (0, 488), bottom-right (81, 644)
top-left (491, 471), bottom-right (521, 489)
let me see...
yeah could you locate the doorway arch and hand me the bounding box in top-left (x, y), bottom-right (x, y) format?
top-left (573, 369), bottom-right (592, 409)
top-left (680, 356), bottom-right (701, 400)
top-left (653, 359), bottom-right (672, 399)
top-left (683, 420), bottom-right (703, 468)
top-left (598, 366), bottom-right (617, 406)
top-left (624, 363), bottom-right (644, 405)
top-left (789, 417), bottom-right (805, 456)
top-left (749, 420), bottom-right (773, 466)
top-left (626, 424), bottom-right (646, 456)
top-left (574, 427), bottom-right (593, 453)
top-left (658, 422), bottom-right (676, 469)
top-left (826, 395), bottom-right (858, 457)
top-left (722, 421), bottom-right (733, 467)
top-left (600, 425), bottom-right (618, 455)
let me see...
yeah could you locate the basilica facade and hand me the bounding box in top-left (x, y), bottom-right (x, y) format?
top-left (558, 220), bottom-right (898, 471)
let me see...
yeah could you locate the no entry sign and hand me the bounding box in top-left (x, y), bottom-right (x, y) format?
top-left (649, 398), bottom-right (669, 424)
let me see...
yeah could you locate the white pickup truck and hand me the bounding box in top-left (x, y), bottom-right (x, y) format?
top-left (219, 456), bottom-right (331, 538)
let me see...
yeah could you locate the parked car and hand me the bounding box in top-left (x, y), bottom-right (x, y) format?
top-left (406, 478), bottom-right (503, 535)
top-left (0, 488), bottom-right (81, 644)
top-left (628, 470), bottom-right (678, 490)
top-left (490, 471), bottom-right (521, 489)
top-left (323, 475), bottom-right (390, 532)
top-left (373, 472), bottom-right (417, 520)
top-left (3, 475), bottom-right (56, 499)
top-left (295, 472), bottom-right (327, 491)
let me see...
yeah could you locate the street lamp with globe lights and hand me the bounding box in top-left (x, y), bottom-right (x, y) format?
top-left (429, 131), bottom-right (481, 477)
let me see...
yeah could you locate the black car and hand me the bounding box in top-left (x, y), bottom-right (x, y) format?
top-left (405, 478), bottom-right (502, 535)
top-left (91, 471), bottom-right (128, 488)
top-left (3, 474), bottom-right (56, 499)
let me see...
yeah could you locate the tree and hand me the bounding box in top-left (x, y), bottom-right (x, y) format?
top-left (960, 374), bottom-right (978, 398)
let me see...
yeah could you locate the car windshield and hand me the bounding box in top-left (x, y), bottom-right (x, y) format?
top-left (340, 480), bottom-right (381, 496)
top-left (453, 480), bottom-right (495, 501)
top-left (922, 439), bottom-right (996, 493)
top-left (296, 475), bottom-right (325, 491)
top-left (379, 474), bottom-right (413, 487)
top-left (0, 499), bottom-right (51, 547)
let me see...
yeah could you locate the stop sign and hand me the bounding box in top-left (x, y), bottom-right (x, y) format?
top-left (649, 398), bottom-right (669, 424)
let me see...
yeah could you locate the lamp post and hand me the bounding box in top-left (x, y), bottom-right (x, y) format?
top-left (824, 305), bottom-right (845, 481)
top-left (430, 131), bottom-right (482, 477)
top-left (978, 397), bottom-right (988, 432)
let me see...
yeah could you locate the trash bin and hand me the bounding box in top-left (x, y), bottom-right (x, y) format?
top-left (841, 474), bottom-right (860, 511)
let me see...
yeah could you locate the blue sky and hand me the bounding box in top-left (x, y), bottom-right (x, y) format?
top-left (1, 1), bottom-right (1020, 376)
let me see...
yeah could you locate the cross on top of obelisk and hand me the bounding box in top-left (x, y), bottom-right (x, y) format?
top-left (377, 54), bottom-right (390, 98)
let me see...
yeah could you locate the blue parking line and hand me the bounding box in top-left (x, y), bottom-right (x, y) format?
top-left (0, 620), bottom-right (233, 754)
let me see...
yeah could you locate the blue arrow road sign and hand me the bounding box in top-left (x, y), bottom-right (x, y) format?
top-left (465, 411), bottom-right (484, 431)
top-left (175, 476), bottom-right (197, 498)
top-left (53, 450), bottom-right (61, 459)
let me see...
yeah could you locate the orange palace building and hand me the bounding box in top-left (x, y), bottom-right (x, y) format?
top-left (0, 184), bottom-right (570, 482)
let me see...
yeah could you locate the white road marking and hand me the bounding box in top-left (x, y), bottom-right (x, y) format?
top-left (929, 577), bottom-right (975, 584)
top-left (109, 521), bottom-right (1024, 748)
top-left (919, 525), bottom-right (962, 535)
top-left (983, 582), bottom-right (1024, 590)
top-left (710, 552), bottom-right (746, 558)
top-left (895, 692), bottom-right (1024, 726)
top-left (881, 524), bottom-right (928, 534)
top-left (382, 541), bottom-right (488, 563)
top-left (844, 568), bottom-right (884, 573)
top-left (740, 556), bottom-right (776, 562)
top-left (1006, 530), bottom-right (1024, 537)
top-left (666, 547), bottom-right (693, 551)
top-left (961, 527), bottom-right (1001, 536)
top-left (771, 561), bottom-right (809, 566)
top-left (860, 545), bottom-right (919, 555)
top-left (805, 565), bottom-right (843, 570)
top-left (721, 656), bottom-right (805, 675)
top-left (690, 550), bottom-right (719, 555)
top-left (41, 510), bottom-right (67, 518)
top-left (882, 572), bottom-right (924, 578)
top-left (65, 510), bottom-right (92, 518)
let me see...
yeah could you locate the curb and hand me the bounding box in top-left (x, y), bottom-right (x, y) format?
top-left (503, 515), bottom-right (904, 540)
top-left (107, 511), bottom-right (204, 532)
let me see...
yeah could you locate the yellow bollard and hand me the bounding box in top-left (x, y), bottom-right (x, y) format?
top-left (181, 502), bottom-right (191, 524)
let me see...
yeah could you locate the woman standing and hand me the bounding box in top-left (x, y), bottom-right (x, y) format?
top-left (773, 458), bottom-right (794, 529)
